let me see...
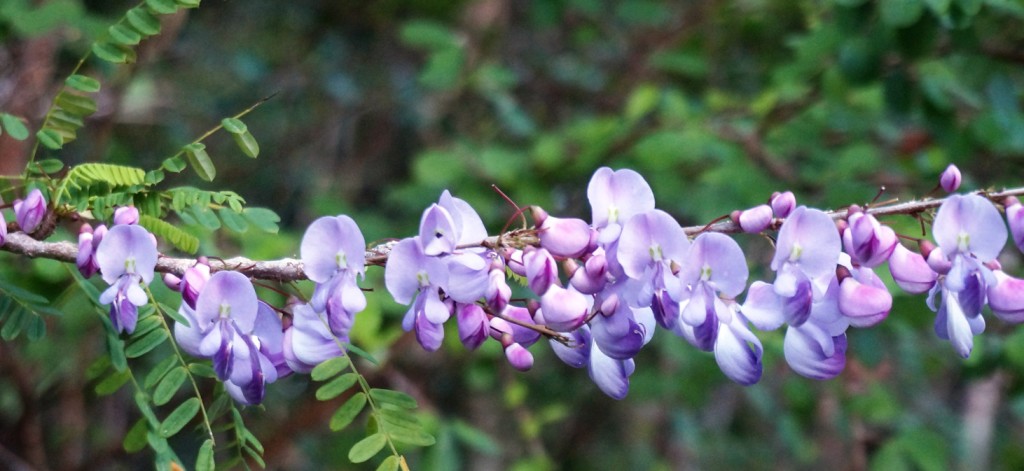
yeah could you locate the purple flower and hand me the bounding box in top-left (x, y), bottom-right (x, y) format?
top-left (744, 207), bottom-right (840, 330)
top-left (923, 194), bottom-right (1006, 357)
top-left (549, 325), bottom-right (636, 400)
top-left (0, 211), bottom-right (6, 246)
top-left (302, 215), bottom-right (367, 336)
top-left (14, 188), bottom-right (46, 234)
top-left (96, 225), bottom-right (158, 334)
top-left (504, 342), bottom-right (534, 371)
top-left (113, 206), bottom-right (139, 225)
top-left (386, 238), bottom-right (450, 351)
top-left (940, 164), bottom-right (961, 193)
top-left (568, 251), bottom-right (608, 294)
top-left (588, 167), bottom-right (655, 249)
top-left (76, 223), bottom-right (107, 278)
top-left (524, 247), bottom-right (557, 296)
top-left (770, 191), bottom-right (796, 218)
top-left (284, 303), bottom-right (346, 374)
top-left (617, 210), bottom-right (689, 327)
top-left (842, 207), bottom-right (897, 268)
top-left (192, 271), bottom-right (282, 404)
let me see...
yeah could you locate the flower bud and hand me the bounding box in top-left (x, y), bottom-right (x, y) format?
top-left (770, 191), bottom-right (796, 218)
top-left (457, 303), bottom-right (489, 350)
top-left (536, 285), bottom-right (588, 331)
top-left (0, 212), bottom-right (6, 246)
top-left (14, 189), bottom-right (46, 234)
top-left (732, 205), bottom-right (772, 233)
top-left (504, 343), bottom-right (534, 371)
top-left (535, 207), bottom-right (596, 258)
top-left (940, 164), bottom-right (961, 193)
top-left (838, 268), bottom-right (892, 327)
top-left (113, 206), bottom-right (140, 225)
top-left (181, 260), bottom-right (212, 309)
top-left (1006, 196), bottom-right (1024, 254)
top-left (842, 210), bottom-right (897, 268)
top-left (485, 268), bottom-right (511, 312)
top-left (888, 243), bottom-right (937, 293)
top-left (988, 269), bottom-right (1024, 323)
top-left (524, 247), bottom-right (557, 296)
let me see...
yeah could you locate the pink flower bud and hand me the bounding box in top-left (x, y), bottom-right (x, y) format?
top-left (457, 303), bottom-right (489, 350)
top-left (733, 205), bottom-right (772, 233)
top-left (113, 206), bottom-right (140, 225)
top-left (888, 244), bottom-right (937, 293)
top-left (536, 208), bottom-right (596, 258)
top-left (988, 269), bottom-right (1024, 323)
top-left (940, 164), bottom-right (961, 193)
top-left (770, 191), bottom-right (796, 218)
top-left (838, 269), bottom-right (892, 327)
top-left (485, 269), bottom-right (511, 312)
top-left (536, 285), bottom-right (588, 331)
top-left (504, 343), bottom-right (534, 371)
top-left (1006, 196), bottom-right (1024, 254)
top-left (842, 210), bottom-right (897, 268)
top-left (14, 189), bottom-right (46, 234)
top-left (181, 261), bottom-right (212, 309)
top-left (0, 211), bottom-right (6, 246)
top-left (524, 247), bottom-right (557, 296)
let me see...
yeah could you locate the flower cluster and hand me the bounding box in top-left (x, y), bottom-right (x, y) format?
top-left (60, 164), bottom-right (1024, 404)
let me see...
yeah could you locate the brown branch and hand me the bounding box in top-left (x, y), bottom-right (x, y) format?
top-left (3, 187), bottom-right (1024, 283)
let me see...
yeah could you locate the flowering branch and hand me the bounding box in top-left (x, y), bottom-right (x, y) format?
top-left (4, 187), bottom-right (1024, 283)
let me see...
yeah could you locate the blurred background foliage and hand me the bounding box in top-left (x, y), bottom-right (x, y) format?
top-left (3, 0), bottom-right (1024, 469)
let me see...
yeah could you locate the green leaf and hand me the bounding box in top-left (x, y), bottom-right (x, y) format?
top-left (145, 355), bottom-right (180, 390)
top-left (56, 92), bottom-right (98, 116)
top-left (65, 163), bottom-right (147, 188)
top-left (1, 114), bottom-right (30, 140)
top-left (345, 342), bottom-right (379, 365)
top-left (218, 207), bottom-right (249, 232)
top-left (126, 7), bottom-right (161, 36)
top-left (66, 74), bottom-right (101, 93)
top-left (311, 356), bottom-right (349, 381)
top-left (880, 0), bottom-right (925, 27)
top-left (123, 418), bottom-right (149, 453)
top-left (188, 362), bottom-right (217, 378)
top-left (191, 205), bottom-right (221, 230)
top-left (196, 439), bottom-right (215, 471)
top-left (221, 117), bottom-right (247, 134)
top-left (25, 315), bottom-right (45, 341)
top-left (36, 128), bottom-right (64, 149)
top-left (125, 327), bottom-right (169, 358)
top-left (348, 433), bottom-right (387, 463)
top-left (162, 155), bottom-right (187, 173)
top-left (139, 215), bottom-right (200, 254)
top-left (317, 373), bottom-right (358, 401)
top-left (28, 158), bottom-right (64, 175)
top-left (232, 130), bottom-right (260, 158)
top-left (153, 366), bottom-right (187, 406)
top-left (184, 142), bottom-right (216, 181)
top-left (330, 392), bottom-right (367, 432)
top-left (388, 427), bottom-right (435, 447)
top-left (95, 370), bottom-right (132, 395)
top-left (92, 41), bottom-right (136, 64)
top-left (145, 0), bottom-right (180, 14)
top-left (109, 23), bottom-right (142, 45)
top-left (107, 333), bottom-right (128, 372)
top-left (1, 309), bottom-right (25, 340)
top-left (399, 20), bottom-right (459, 50)
top-left (376, 455), bottom-right (400, 471)
top-left (370, 388), bottom-right (418, 410)
top-left (159, 397), bottom-right (201, 438)
top-left (175, 0), bottom-right (202, 7)
top-left (242, 207), bottom-right (280, 233)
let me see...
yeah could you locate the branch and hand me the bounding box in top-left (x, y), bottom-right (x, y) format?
top-left (3, 187), bottom-right (1024, 282)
